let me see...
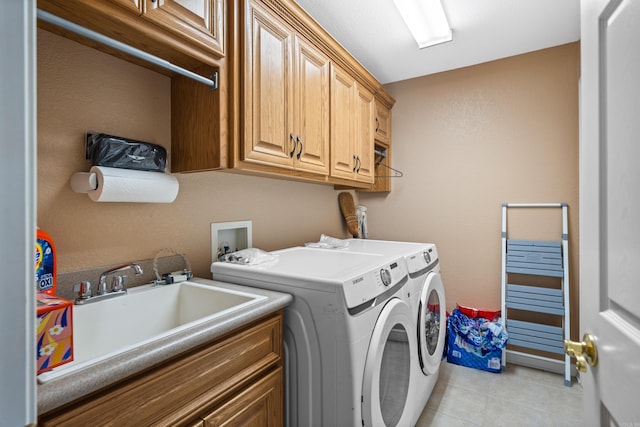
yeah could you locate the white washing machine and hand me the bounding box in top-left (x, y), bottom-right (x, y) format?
top-left (342, 239), bottom-right (447, 425)
top-left (211, 246), bottom-right (418, 427)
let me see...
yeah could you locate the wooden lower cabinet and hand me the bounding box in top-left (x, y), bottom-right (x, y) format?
top-left (201, 367), bottom-right (283, 426)
top-left (38, 312), bottom-right (284, 427)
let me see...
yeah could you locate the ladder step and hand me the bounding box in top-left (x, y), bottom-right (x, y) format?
top-left (507, 319), bottom-right (564, 333)
top-left (508, 338), bottom-right (565, 355)
top-left (506, 284), bottom-right (565, 315)
top-left (505, 266), bottom-right (564, 277)
top-left (506, 240), bottom-right (564, 277)
top-left (506, 320), bottom-right (565, 354)
top-left (508, 240), bottom-right (561, 248)
top-left (506, 302), bottom-right (565, 315)
top-left (508, 284), bottom-right (564, 297)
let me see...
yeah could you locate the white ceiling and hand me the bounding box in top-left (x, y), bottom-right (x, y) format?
top-left (294, 0), bottom-right (581, 84)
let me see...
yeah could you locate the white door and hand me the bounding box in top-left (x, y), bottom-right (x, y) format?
top-left (417, 272), bottom-right (446, 375)
top-left (362, 298), bottom-right (416, 427)
top-left (580, 0), bottom-right (640, 423)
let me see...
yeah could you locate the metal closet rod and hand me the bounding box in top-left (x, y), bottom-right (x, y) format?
top-left (36, 9), bottom-right (218, 90)
top-left (374, 149), bottom-right (387, 158)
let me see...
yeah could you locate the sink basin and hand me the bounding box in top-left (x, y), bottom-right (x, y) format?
top-left (37, 280), bottom-right (266, 383)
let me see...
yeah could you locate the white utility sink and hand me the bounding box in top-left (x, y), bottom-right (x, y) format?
top-left (37, 280), bottom-right (266, 383)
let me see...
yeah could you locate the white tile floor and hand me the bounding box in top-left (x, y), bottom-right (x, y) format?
top-left (416, 362), bottom-right (584, 427)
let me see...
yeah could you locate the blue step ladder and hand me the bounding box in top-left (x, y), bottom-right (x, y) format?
top-left (500, 203), bottom-right (572, 386)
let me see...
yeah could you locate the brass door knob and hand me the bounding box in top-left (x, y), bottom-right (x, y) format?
top-left (564, 333), bottom-right (598, 373)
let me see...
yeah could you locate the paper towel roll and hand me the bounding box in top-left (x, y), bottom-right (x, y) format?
top-left (85, 166), bottom-right (179, 203)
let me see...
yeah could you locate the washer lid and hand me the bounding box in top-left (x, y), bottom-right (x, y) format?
top-left (417, 272), bottom-right (447, 375)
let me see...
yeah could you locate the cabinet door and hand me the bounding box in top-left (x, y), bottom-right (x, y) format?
top-left (375, 100), bottom-right (391, 144)
top-left (330, 64), bottom-right (356, 180)
top-left (354, 84), bottom-right (375, 183)
top-left (202, 367), bottom-right (283, 427)
top-left (112, 0), bottom-right (143, 13)
top-left (143, 0), bottom-right (224, 57)
top-left (243, 1), bottom-right (295, 169)
top-left (293, 36), bottom-right (330, 175)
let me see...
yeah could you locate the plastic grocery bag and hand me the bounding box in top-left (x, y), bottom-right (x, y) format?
top-left (446, 308), bottom-right (508, 373)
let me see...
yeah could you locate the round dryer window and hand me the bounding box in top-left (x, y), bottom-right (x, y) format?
top-left (362, 298), bottom-right (417, 427)
top-left (417, 272), bottom-right (447, 375)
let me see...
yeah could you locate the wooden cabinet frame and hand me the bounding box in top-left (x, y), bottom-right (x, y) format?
top-left (38, 0), bottom-right (396, 189)
top-left (38, 0), bottom-right (226, 66)
top-left (227, 0), bottom-right (394, 188)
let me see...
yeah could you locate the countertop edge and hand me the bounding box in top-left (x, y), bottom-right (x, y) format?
top-left (37, 278), bottom-right (292, 415)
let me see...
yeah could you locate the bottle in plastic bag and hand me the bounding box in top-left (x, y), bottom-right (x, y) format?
top-left (356, 205), bottom-right (367, 239)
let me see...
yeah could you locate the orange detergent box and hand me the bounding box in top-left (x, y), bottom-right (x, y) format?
top-left (36, 292), bottom-right (73, 374)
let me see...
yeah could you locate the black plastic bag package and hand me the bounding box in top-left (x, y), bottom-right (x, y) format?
top-left (86, 132), bottom-right (167, 172)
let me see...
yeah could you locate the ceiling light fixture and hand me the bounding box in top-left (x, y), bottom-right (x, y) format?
top-left (392, 0), bottom-right (452, 49)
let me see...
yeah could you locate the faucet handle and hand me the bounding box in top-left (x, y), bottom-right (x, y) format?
top-left (73, 281), bottom-right (93, 299)
top-left (132, 263), bottom-right (143, 276)
top-left (97, 278), bottom-right (108, 295)
top-left (111, 275), bottom-right (125, 293)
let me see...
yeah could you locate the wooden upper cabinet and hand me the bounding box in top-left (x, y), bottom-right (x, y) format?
top-left (330, 64), bottom-right (356, 180)
top-left (355, 85), bottom-right (375, 182)
top-left (112, 0), bottom-right (143, 13)
top-left (243, 2), bottom-right (294, 168)
top-left (38, 0), bottom-right (225, 66)
top-left (330, 64), bottom-right (374, 184)
top-left (242, 0), bottom-right (329, 175)
top-left (293, 36), bottom-right (330, 175)
top-left (143, 0), bottom-right (225, 57)
top-left (374, 99), bottom-right (391, 145)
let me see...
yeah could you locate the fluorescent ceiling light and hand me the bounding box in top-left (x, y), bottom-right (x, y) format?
top-left (392, 0), bottom-right (452, 48)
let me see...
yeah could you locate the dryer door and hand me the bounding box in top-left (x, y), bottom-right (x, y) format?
top-left (417, 272), bottom-right (447, 375)
top-left (362, 297), bottom-right (416, 427)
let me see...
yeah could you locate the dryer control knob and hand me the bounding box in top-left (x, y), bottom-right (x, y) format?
top-left (423, 251), bottom-right (432, 264)
top-left (380, 268), bottom-right (392, 286)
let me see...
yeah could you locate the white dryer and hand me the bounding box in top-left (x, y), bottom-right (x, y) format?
top-left (211, 247), bottom-right (418, 427)
top-left (342, 239), bottom-right (447, 425)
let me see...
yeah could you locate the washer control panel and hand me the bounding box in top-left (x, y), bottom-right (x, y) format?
top-left (407, 244), bottom-right (438, 275)
top-left (342, 258), bottom-right (407, 309)
top-left (379, 268), bottom-right (392, 286)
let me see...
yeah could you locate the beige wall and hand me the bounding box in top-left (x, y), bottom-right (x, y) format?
top-left (359, 43), bottom-right (580, 336)
top-left (37, 29), bottom-right (348, 279)
top-left (38, 29), bottom-right (580, 335)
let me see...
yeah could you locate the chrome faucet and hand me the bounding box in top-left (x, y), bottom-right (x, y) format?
top-left (98, 263), bottom-right (144, 293)
top-left (74, 263), bottom-right (143, 305)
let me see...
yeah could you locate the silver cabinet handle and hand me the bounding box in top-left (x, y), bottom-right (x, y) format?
top-left (296, 136), bottom-right (303, 159)
top-left (289, 133), bottom-right (296, 158)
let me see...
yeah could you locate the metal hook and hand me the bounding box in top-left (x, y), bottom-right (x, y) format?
top-left (375, 161), bottom-right (403, 178)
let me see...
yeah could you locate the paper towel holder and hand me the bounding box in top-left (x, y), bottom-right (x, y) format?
top-left (70, 171), bottom-right (98, 193)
